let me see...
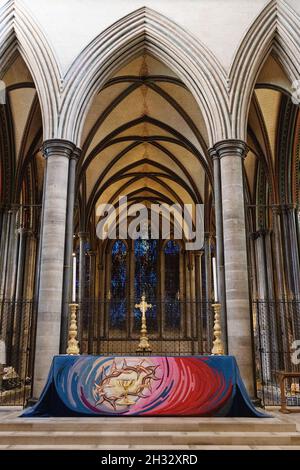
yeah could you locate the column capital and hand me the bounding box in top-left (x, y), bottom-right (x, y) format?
top-left (26, 229), bottom-right (37, 239)
top-left (8, 203), bottom-right (19, 214)
top-left (70, 147), bottom-right (81, 162)
top-left (41, 139), bottom-right (76, 159)
top-left (17, 227), bottom-right (29, 235)
top-left (204, 231), bottom-right (213, 241)
top-left (257, 227), bottom-right (269, 237)
top-left (208, 147), bottom-right (218, 160)
top-left (212, 139), bottom-right (249, 159)
top-left (87, 250), bottom-right (97, 257)
top-left (249, 231), bottom-right (259, 241)
top-left (78, 231), bottom-right (89, 239)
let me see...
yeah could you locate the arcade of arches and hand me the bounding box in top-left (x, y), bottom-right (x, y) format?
top-left (0, 3), bottom-right (300, 409)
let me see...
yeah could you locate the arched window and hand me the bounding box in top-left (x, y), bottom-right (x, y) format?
top-left (134, 239), bottom-right (158, 331)
top-left (110, 240), bottom-right (127, 329)
top-left (164, 240), bottom-right (180, 329)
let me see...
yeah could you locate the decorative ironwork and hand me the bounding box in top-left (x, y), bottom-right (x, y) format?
top-left (77, 299), bottom-right (214, 356)
top-left (254, 300), bottom-right (300, 406)
top-left (0, 299), bottom-right (36, 406)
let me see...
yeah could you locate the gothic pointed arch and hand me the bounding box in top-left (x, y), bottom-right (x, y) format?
top-left (0, 0), bottom-right (61, 139)
top-left (59, 7), bottom-right (230, 146)
top-left (230, 0), bottom-right (300, 140)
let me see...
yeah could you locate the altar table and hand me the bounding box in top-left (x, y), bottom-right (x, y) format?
top-left (22, 355), bottom-right (267, 417)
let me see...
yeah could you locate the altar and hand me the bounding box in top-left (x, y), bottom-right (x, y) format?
top-left (22, 355), bottom-right (266, 418)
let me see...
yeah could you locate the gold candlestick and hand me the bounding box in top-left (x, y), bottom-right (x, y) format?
top-left (211, 303), bottom-right (225, 355)
top-left (66, 303), bottom-right (80, 355)
top-left (135, 295), bottom-right (152, 352)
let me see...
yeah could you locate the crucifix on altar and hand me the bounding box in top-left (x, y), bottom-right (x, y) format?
top-left (135, 294), bottom-right (152, 352)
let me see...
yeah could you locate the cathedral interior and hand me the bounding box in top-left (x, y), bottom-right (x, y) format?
top-left (0, 0), bottom-right (299, 410)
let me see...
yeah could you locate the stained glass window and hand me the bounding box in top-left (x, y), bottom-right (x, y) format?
top-left (110, 240), bottom-right (127, 329)
top-left (164, 240), bottom-right (180, 329)
top-left (134, 238), bottom-right (158, 331)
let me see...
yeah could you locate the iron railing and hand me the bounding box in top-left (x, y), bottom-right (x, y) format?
top-left (253, 300), bottom-right (300, 406)
top-left (5, 297), bottom-right (299, 408)
top-left (0, 299), bottom-right (36, 406)
top-left (76, 299), bottom-right (215, 356)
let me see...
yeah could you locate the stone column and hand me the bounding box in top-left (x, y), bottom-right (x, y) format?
top-left (254, 229), bottom-right (272, 380)
top-left (0, 207), bottom-right (9, 299)
top-left (4, 206), bottom-right (19, 363)
top-left (0, 205), bottom-right (4, 245)
top-left (281, 207), bottom-right (294, 298)
top-left (0, 208), bottom-right (10, 337)
top-left (286, 205), bottom-right (300, 299)
top-left (185, 251), bottom-right (192, 338)
top-left (213, 140), bottom-right (255, 396)
top-left (4, 205), bottom-right (19, 300)
top-left (13, 227), bottom-right (27, 372)
top-left (78, 231), bottom-right (89, 344)
top-left (195, 251), bottom-right (203, 351)
top-left (160, 245), bottom-right (165, 337)
top-left (204, 233), bottom-right (213, 350)
top-left (286, 205), bottom-right (300, 337)
top-left (272, 207), bottom-right (288, 359)
top-left (60, 148), bottom-right (80, 352)
top-left (33, 139), bottom-right (75, 397)
top-left (179, 247), bottom-right (185, 336)
top-left (210, 148), bottom-right (228, 351)
top-left (87, 250), bottom-right (96, 353)
top-left (190, 253), bottom-right (196, 338)
top-left (21, 230), bottom-right (36, 379)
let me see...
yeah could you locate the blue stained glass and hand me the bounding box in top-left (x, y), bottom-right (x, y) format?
top-left (164, 240), bottom-right (180, 255)
top-left (134, 239), bottom-right (158, 331)
top-left (110, 240), bottom-right (127, 329)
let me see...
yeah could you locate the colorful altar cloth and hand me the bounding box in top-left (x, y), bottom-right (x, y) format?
top-left (22, 355), bottom-right (267, 417)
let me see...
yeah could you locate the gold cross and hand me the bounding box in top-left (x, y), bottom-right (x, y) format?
top-left (135, 294), bottom-right (152, 316)
top-left (135, 294), bottom-right (152, 352)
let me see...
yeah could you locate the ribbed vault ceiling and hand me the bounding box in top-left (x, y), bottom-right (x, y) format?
top-left (78, 54), bottom-right (211, 229)
top-left (0, 51), bottom-right (298, 237)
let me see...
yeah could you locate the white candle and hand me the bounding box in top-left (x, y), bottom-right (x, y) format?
top-left (72, 253), bottom-right (76, 302)
top-left (212, 257), bottom-right (218, 302)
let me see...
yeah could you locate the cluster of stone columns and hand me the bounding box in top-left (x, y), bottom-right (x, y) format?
top-left (32, 138), bottom-right (256, 397)
top-left (249, 204), bottom-right (300, 374)
top-left (0, 204), bottom-right (38, 376)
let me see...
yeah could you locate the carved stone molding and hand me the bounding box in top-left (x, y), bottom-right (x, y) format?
top-left (41, 139), bottom-right (76, 160)
top-left (213, 140), bottom-right (249, 159)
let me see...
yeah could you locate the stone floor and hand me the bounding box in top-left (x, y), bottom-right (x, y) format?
top-left (0, 407), bottom-right (300, 450)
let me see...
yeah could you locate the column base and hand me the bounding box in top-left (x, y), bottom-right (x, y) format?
top-left (26, 397), bottom-right (38, 408)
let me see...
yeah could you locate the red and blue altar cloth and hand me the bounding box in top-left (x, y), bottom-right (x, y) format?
top-left (22, 355), bottom-right (266, 417)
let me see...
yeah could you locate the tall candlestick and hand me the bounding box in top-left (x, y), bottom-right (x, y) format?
top-left (212, 256), bottom-right (218, 302)
top-left (72, 252), bottom-right (76, 302)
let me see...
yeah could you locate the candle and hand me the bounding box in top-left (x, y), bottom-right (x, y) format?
top-left (212, 257), bottom-right (218, 302)
top-left (72, 252), bottom-right (76, 302)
